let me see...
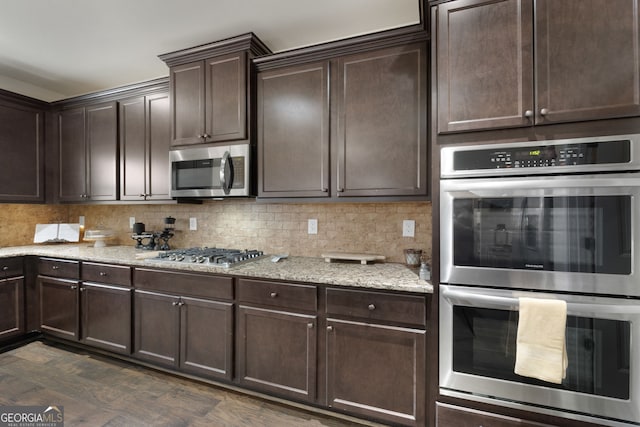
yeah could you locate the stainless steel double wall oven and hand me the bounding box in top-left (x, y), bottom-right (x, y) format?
top-left (439, 134), bottom-right (640, 426)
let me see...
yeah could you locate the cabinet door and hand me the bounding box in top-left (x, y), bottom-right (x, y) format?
top-left (0, 278), bottom-right (24, 341)
top-left (120, 94), bottom-right (171, 201)
top-left (119, 96), bottom-right (147, 201)
top-left (58, 107), bottom-right (87, 202)
top-left (258, 62), bottom-right (330, 198)
top-left (326, 318), bottom-right (425, 426)
top-left (535, 0), bottom-right (640, 124)
top-left (81, 283), bottom-right (132, 354)
top-left (205, 52), bottom-right (247, 142)
top-left (133, 290), bottom-right (180, 367)
top-left (436, 0), bottom-right (534, 133)
top-left (335, 43), bottom-right (428, 197)
top-left (237, 305), bottom-right (317, 402)
top-left (170, 61), bottom-right (205, 146)
top-left (180, 296), bottom-right (233, 380)
top-left (86, 101), bottom-right (118, 200)
top-left (39, 276), bottom-right (79, 340)
top-left (0, 101), bottom-right (44, 202)
top-left (146, 93), bottom-right (171, 200)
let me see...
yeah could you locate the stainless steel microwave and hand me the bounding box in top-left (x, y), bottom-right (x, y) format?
top-left (170, 144), bottom-right (251, 198)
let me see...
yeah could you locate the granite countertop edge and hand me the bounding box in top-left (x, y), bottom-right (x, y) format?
top-left (0, 244), bottom-right (433, 294)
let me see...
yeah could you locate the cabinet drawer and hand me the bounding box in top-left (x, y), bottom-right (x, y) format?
top-left (38, 258), bottom-right (80, 279)
top-left (237, 279), bottom-right (317, 312)
top-left (134, 268), bottom-right (233, 300)
top-left (436, 403), bottom-right (552, 427)
top-left (326, 288), bottom-right (426, 327)
top-left (0, 257), bottom-right (23, 278)
top-left (82, 262), bottom-right (131, 286)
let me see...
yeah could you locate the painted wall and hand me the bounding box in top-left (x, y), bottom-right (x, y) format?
top-left (2, 200), bottom-right (432, 264)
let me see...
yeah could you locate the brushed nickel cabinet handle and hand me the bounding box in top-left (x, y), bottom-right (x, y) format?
top-left (368, 304), bottom-right (376, 311)
top-left (2, 266), bottom-right (8, 271)
top-left (270, 292), bottom-right (278, 298)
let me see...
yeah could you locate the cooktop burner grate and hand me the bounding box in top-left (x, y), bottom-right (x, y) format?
top-left (155, 247), bottom-right (265, 268)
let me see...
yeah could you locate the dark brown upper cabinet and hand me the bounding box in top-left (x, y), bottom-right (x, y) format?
top-left (257, 62), bottom-right (330, 198)
top-left (159, 33), bottom-right (271, 147)
top-left (256, 28), bottom-right (429, 200)
top-left (0, 91), bottom-right (45, 203)
top-left (436, 0), bottom-right (640, 134)
top-left (119, 91), bottom-right (171, 201)
top-left (58, 101), bottom-right (118, 202)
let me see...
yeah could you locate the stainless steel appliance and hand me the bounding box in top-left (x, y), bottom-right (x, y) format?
top-left (170, 144), bottom-right (251, 198)
top-left (439, 134), bottom-right (640, 426)
top-left (155, 247), bottom-right (264, 268)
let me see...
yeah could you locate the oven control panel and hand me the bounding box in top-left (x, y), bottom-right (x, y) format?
top-left (452, 140), bottom-right (630, 171)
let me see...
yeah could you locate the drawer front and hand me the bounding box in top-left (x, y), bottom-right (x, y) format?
top-left (82, 262), bottom-right (131, 286)
top-left (326, 288), bottom-right (426, 327)
top-left (134, 268), bottom-right (233, 300)
top-left (237, 278), bottom-right (317, 312)
top-left (0, 257), bottom-right (23, 278)
top-left (38, 258), bottom-right (80, 279)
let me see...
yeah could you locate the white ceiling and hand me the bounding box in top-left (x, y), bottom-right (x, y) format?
top-left (0, 0), bottom-right (420, 102)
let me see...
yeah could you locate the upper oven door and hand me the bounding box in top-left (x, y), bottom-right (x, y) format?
top-left (440, 172), bottom-right (640, 296)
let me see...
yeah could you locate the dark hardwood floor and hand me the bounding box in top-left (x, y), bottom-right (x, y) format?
top-left (0, 341), bottom-right (383, 426)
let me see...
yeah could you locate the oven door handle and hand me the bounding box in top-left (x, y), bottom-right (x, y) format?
top-left (441, 286), bottom-right (640, 316)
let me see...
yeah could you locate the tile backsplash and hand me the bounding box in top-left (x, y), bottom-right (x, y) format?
top-left (3, 200), bottom-right (431, 264)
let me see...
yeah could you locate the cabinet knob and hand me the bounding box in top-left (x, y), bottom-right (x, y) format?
top-left (2, 266), bottom-right (8, 271)
top-left (337, 187), bottom-right (344, 193)
top-left (172, 301), bottom-right (179, 306)
top-left (307, 323), bottom-right (314, 329)
top-left (99, 272), bottom-right (107, 276)
top-left (540, 108), bottom-right (549, 116)
top-left (270, 292), bottom-right (278, 298)
top-left (79, 287), bottom-right (85, 292)
top-left (322, 188), bottom-right (328, 193)
top-left (524, 110), bottom-right (533, 118)
top-left (178, 301), bottom-right (185, 307)
top-left (203, 133), bottom-right (210, 139)
top-left (70, 285), bottom-right (78, 290)
top-left (326, 325), bottom-right (333, 331)
top-left (368, 304), bottom-right (376, 311)
top-left (52, 265), bottom-right (60, 270)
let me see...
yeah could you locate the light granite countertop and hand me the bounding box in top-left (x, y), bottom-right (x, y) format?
top-left (0, 244), bottom-right (433, 294)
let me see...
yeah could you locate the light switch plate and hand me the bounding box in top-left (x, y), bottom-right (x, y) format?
top-left (402, 219), bottom-right (415, 237)
top-left (79, 216), bottom-right (85, 227)
top-left (129, 217), bottom-right (135, 229)
top-left (308, 219), bottom-right (318, 235)
top-left (189, 217), bottom-right (197, 231)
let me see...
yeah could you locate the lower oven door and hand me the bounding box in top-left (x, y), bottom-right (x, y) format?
top-left (440, 285), bottom-right (640, 426)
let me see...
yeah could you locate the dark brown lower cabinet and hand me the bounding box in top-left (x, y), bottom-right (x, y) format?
top-left (133, 290), bottom-right (233, 381)
top-left (0, 277), bottom-right (25, 341)
top-left (80, 283), bottom-right (132, 354)
top-left (236, 305), bottom-right (317, 402)
top-left (39, 276), bottom-right (79, 340)
top-left (326, 318), bottom-right (426, 426)
top-left (436, 402), bottom-right (554, 427)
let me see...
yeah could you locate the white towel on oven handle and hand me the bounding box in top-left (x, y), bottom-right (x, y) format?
top-left (514, 297), bottom-right (568, 384)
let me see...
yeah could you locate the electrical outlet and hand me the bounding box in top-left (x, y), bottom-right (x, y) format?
top-left (79, 216), bottom-right (85, 227)
top-left (129, 217), bottom-right (135, 229)
top-left (402, 219), bottom-right (415, 237)
top-left (189, 217), bottom-right (198, 231)
top-left (308, 219), bottom-right (318, 235)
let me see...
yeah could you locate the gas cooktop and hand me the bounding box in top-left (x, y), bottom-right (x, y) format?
top-left (155, 247), bottom-right (265, 268)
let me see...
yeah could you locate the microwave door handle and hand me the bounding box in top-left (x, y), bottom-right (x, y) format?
top-left (220, 151), bottom-right (231, 195)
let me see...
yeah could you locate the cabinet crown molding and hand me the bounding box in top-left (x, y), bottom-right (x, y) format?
top-left (158, 32), bottom-right (272, 67)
